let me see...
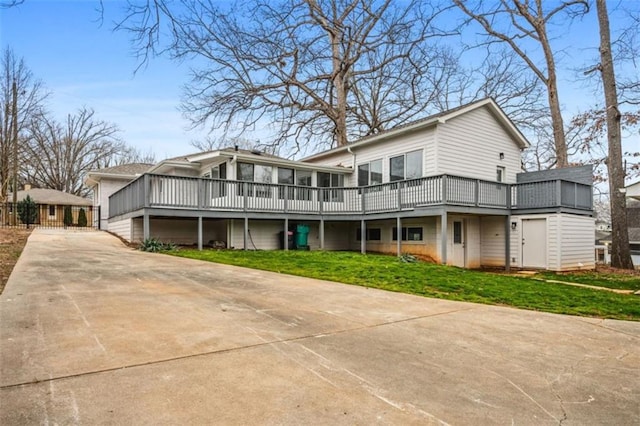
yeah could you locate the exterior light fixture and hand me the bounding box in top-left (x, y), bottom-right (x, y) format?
top-left (511, 221), bottom-right (517, 230)
top-left (499, 152), bottom-right (505, 160)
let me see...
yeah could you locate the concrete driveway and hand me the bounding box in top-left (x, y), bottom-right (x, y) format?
top-left (1, 229), bottom-right (638, 425)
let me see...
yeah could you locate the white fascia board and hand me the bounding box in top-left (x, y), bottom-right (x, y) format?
top-left (83, 172), bottom-right (141, 186)
top-left (147, 160), bottom-right (200, 174)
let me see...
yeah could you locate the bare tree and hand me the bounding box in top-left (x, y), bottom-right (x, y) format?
top-left (454, 0), bottom-right (590, 168)
top-left (590, 0), bottom-right (633, 268)
top-left (0, 0), bottom-right (24, 8)
top-left (23, 108), bottom-right (125, 196)
top-left (116, 0), bottom-right (461, 154)
top-left (0, 48), bottom-right (48, 201)
top-left (95, 145), bottom-right (156, 169)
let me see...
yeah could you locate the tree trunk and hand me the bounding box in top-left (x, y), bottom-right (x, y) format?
top-left (331, 29), bottom-right (348, 147)
top-left (537, 18), bottom-right (568, 168)
top-left (597, 0), bottom-right (634, 269)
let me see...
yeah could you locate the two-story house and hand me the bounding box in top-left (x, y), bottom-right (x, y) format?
top-left (86, 98), bottom-right (595, 271)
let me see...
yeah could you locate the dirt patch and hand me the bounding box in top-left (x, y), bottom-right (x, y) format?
top-left (0, 228), bottom-right (32, 294)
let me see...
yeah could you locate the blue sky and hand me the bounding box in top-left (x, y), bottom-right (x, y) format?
top-left (1, 0), bottom-right (209, 160)
top-left (1, 0), bottom-right (638, 164)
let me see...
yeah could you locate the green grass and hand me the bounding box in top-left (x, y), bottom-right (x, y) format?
top-left (538, 271), bottom-right (640, 291)
top-left (170, 249), bottom-right (640, 321)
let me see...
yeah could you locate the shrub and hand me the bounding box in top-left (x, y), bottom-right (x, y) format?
top-left (17, 195), bottom-right (38, 226)
top-left (63, 205), bottom-right (73, 226)
top-left (77, 208), bottom-right (87, 227)
top-left (139, 238), bottom-right (177, 252)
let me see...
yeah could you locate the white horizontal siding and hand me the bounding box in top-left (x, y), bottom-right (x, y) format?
top-left (480, 216), bottom-right (506, 267)
top-left (306, 128), bottom-right (436, 186)
top-left (108, 218), bottom-right (132, 242)
top-left (559, 214), bottom-right (595, 270)
top-left (436, 106), bottom-right (522, 182)
top-left (547, 215), bottom-right (559, 271)
top-left (99, 178), bottom-right (132, 226)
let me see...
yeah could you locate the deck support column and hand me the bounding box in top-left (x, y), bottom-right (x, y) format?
top-left (143, 212), bottom-right (150, 241)
top-left (197, 216), bottom-right (203, 250)
top-left (360, 219), bottom-right (366, 254)
top-left (396, 216), bottom-right (402, 257)
top-left (440, 211), bottom-right (447, 265)
top-left (244, 216), bottom-right (249, 250)
top-left (320, 218), bottom-right (325, 250)
top-left (505, 215), bottom-right (511, 272)
top-left (284, 217), bottom-right (289, 251)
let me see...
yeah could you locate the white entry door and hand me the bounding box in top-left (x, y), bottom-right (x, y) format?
top-left (451, 219), bottom-right (466, 267)
top-left (522, 218), bottom-right (547, 268)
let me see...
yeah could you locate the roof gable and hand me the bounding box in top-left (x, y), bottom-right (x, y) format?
top-left (302, 98), bottom-right (530, 162)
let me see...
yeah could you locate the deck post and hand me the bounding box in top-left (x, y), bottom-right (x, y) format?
top-left (197, 216), bottom-right (203, 251)
top-left (143, 174), bottom-right (150, 208)
top-left (320, 217), bottom-right (325, 249)
top-left (244, 216), bottom-right (249, 250)
top-left (505, 215), bottom-right (511, 272)
top-left (440, 211), bottom-right (447, 265)
top-left (360, 219), bottom-right (366, 254)
top-left (284, 217), bottom-right (289, 251)
top-left (396, 216), bottom-right (402, 257)
top-left (143, 213), bottom-right (150, 241)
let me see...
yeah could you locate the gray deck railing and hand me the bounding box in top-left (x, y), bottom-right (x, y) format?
top-left (511, 179), bottom-right (593, 210)
top-left (109, 173), bottom-right (593, 218)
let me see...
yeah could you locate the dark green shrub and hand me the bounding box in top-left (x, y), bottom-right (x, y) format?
top-left (63, 205), bottom-right (73, 226)
top-left (77, 208), bottom-right (87, 227)
top-left (17, 195), bottom-right (38, 226)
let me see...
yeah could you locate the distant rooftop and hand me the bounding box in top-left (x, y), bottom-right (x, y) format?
top-left (9, 188), bottom-right (92, 206)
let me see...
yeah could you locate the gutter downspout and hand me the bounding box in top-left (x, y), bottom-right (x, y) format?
top-left (347, 146), bottom-right (356, 169)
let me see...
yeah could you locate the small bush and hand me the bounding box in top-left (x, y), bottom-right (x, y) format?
top-left (63, 205), bottom-right (73, 226)
top-left (77, 208), bottom-right (88, 227)
top-left (17, 195), bottom-right (38, 225)
top-left (139, 238), bottom-right (177, 252)
top-left (399, 253), bottom-right (418, 263)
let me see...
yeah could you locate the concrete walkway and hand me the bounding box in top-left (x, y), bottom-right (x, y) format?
top-left (1, 229), bottom-right (638, 425)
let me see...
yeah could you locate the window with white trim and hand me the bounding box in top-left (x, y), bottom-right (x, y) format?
top-left (357, 159), bottom-right (383, 187)
top-left (236, 162), bottom-right (273, 197)
top-left (392, 226), bottom-right (423, 241)
top-left (317, 172), bottom-right (344, 202)
top-left (496, 166), bottom-right (506, 182)
top-left (390, 149), bottom-right (423, 182)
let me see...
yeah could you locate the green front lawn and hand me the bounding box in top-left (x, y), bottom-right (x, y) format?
top-left (538, 271), bottom-right (640, 291)
top-left (170, 249), bottom-right (640, 321)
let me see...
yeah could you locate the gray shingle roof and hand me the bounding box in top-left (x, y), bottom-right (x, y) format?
top-left (8, 188), bottom-right (92, 206)
top-left (90, 163), bottom-right (153, 176)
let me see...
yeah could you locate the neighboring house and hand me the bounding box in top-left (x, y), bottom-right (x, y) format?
top-left (614, 184), bottom-right (640, 267)
top-left (86, 98), bottom-right (595, 271)
top-left (3, 186), bottom-right (93, 227)
top-left (84, 163), bottom-right (153, 229)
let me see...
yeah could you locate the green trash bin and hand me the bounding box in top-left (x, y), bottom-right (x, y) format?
top-left (295, 224), bottom-right (310, 249)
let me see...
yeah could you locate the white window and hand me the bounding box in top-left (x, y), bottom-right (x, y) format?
top-left (236, 162), bottom-right (273, 197)
top-left (358, 159), bottom-right (383, 186)
top-left (317, 172), bottom-right (344, 202)
top-left (496, 166), bottom-right (506, 182)
top-left (390, 150), bottom-right (423, 182)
